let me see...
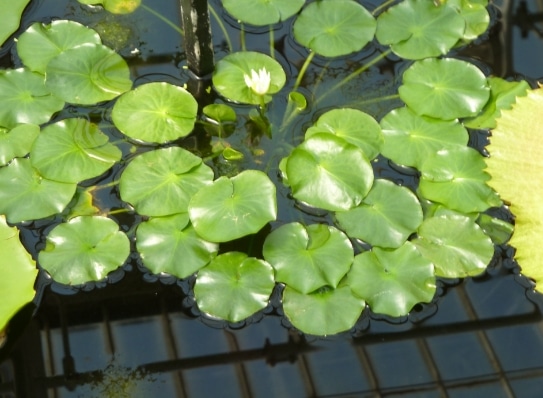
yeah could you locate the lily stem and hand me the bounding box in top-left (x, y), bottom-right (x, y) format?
top-left (208, 2), bottom-right (232, 52)
top-left (141, 4), bottom-right (184, 36)
top-left (269, 25), bottom-right (275, 59)
top-left (372, 0), bottom-right (398, 15)
top-left (293, 51), bottom-right (315, 91)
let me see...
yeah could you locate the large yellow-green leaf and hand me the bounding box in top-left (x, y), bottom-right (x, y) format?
top-left (486, 86), bottom-right (543, 291)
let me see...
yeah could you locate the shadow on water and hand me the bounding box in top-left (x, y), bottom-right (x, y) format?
top-left (2, 0), bottom-right (543, 396)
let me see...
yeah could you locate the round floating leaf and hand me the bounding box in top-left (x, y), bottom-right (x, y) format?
top-left (120, 147), bottom-right (214, 217)
top-left (194, 252), bottom-right (275, 323)
top-left (39, 216), bottom-right (130, 285)
top-left (419, 146), bottom-right (501, 213)
top-left (17, 20), bottom-right (102, 74)
top-left (283, 285), bottom-right (364, 336)
top-left (0, 215), bottom-right (38, 331)
top-left (263, 223), bottom-right (354, 294)
top-left (112, 82), bottom-right (198, 143)
top-left (213, 51), bottom-right (286, 105)
top-left (413, 214), bottom-right (494, 278)
top-left (306, 108), bottom-right (383, 160)
top-left (0, 0), bottom-right (31, 47)
top-left (335, 179), bottom-right (423, 249)
top-left (0, 124), bottom-right (40, 166)
top-left (293, 0), bottom-right (376, 57)
top-left (347, 243), bottom-right (436, 317)
top-left (0, 158), bottom-right (76, 223)
top-left (375, 0), bottom-right (465, 59)
top-left (136, 214), bottom-right (218, 278)
top-left (380, 107), bottom-right (469, 169)
top-left (31, 118), bottom-right (121, 183)
top-left (399, 58), bottom-right (490, 120)
top-left (0, 68), bottom-right (64, 129)
top-left (46, 43), bottom-right (132, 105)
top-left (103, 0), bottom-right (141, 14)
top-left (222, 0), bottom-right (304, 25)
top-left (203, 104), bottom-right (237, 124)
top-left (284, 134), bottom-right (373, 211)
top-left (448, 0), bottom-right (490, 41)
top-left (189, 170), bottom-right (277, 242)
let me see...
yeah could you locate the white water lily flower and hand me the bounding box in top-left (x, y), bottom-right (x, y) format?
top-left (243, 67), bottom-right (271, 96)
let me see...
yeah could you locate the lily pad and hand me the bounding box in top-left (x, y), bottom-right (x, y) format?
top-left (213, 51), bottom-right (286, 105)
top-left (39, 216), bottom-right (130, 285)
top-left (412, 214), bottom-right (494, 278)
top-left (263, 223), bottom-right (354, 294)
top-left (283, 134), bottom-right (373, 211)
top-left (335, 179), bottom-right (423, 249)
top-left (112, 82), bottom-right (198, 143)
top-left (0, 158), bottom-right (76, 223)
top-left (194, 252), bottom-right (275, 323)
top-left (293, 0), bottom-right (376, 57)
top-left (188, 170), bottom-right (277, 242)
top-left (399, 58), bottom-right (490, 120)
top-left (305, 108), bottom-right (383, 160)
top-left (119, 147), bottom-right (214, 217)
top-left (17, 20), bottom-right (102, 74)
top-left (0, 68), bottom-right (65, 129)
top-left (31, 118), bottom-right (121, 183)
top-left (448, 0), bottom-right (490, 41)
top-left (347, 243), bottom-right (436, 317)
top-left (0, 0), bottom-right (31, 48)
top-left (283, 285), bottom-right (364, 336)
top-left (380, 107), bottom-right (469, 169)
top-left (419, 146), bottom-right (502, 213)
top-left (136, 214), bottom-right (218, 278)
top-left (203, 104), bottom-right (237, 124)
top-left (0, 215), bottom-right (38, 331)
top-left (222, 0), bottom-right (305, 25)
top-left (0, 123), bottom-right (40, 166)
top-left (376, 0), bottom-right (465, 59)
top-left (78, 0), bottom-right (141, 14)
top-left (45, 43), bottom-right (132, 105)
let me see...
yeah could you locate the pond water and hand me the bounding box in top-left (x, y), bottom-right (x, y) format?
top-left (1, 0), bottom-right (543, 396)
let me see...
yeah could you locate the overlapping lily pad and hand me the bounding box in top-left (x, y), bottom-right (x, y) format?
top-left (194, 252), bottom-right (275, 323)
top-left (77, 0), bottom-right (141, 14)
top-left (112, 82), bottom-right (198, 143)
top-left (283, 134), bottom-right (373, 211)
top-left (293, 0), bottom-right (376, 57)
top-left (347, 243), bottom-right (436, 317)
top-left (222, 0), bottom-right (305, 25)
top-left (0, 0), bottom-right (31, 47)
top-left (0, 123), bottom-right (40, 166)
top-left (335, 179), bottom-right (423, 249)
top-left (448, 0), bottom-right (490, 41)
top-left (136, 214), bottom-right (218, 278)
top-left (305, 108), bottom-right (383, 160)
top-left (31, 118), bottom-right (121, 183)
top-left (188, 170), bottom-right (277, 242)
top-left (39, 216), bottom-right (130, 285)
top-left (0, 158), bottom-right (76, 223)
top-left (45, 43), bottom-right (132, 105)
top-left (119, 147), bottom-right (214, 217)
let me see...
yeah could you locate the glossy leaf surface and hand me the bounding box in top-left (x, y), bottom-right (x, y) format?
top-left (0, 0), bottom-right (31, 48)
top-left (222, 0), bottom-right (304, 25)
top-left (0, 124), bottom-right (40, 166)
top-left (448, 0), bottom-right (490, 41)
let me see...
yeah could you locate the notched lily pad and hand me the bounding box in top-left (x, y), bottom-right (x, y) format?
top-left (0, 123), bottom-right (40, 166)
top-left (222, 0), bottom-right (305, 25)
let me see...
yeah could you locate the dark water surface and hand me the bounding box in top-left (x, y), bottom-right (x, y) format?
top-left (1, 0), bottom-right (543, 396)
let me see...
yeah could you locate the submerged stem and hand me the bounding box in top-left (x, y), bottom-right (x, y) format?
top-left (208, 2), bottom-right (232, 52)
top-left (269, 25), bottom-right (275, 59)
top-left (240, 23), bottom-right (246, 51)
top-left (140, 4), bottom-right (184, 36)
top-left (293, 51), bottom-right (315, 91)
top-left (372, 0), bottom-right (398, 15)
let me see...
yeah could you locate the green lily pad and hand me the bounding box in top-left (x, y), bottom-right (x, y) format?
top-left (78, 0), bottom-right (141, 14)
top-left (0, 0), bottom-right (31, 48)
top-left (212, 51), bottom-right (286, 105)
top-left (203, 104), bottom-right (237, 124)
top-left (335, 179), bottom-right (423, 249)
top-left (30, 118), bottom-right (121, 183)
top-left (0, 123), bottom-right (40, 166)
top-left (136, 214), bottom-right (218, 279)
top-left (66, 187), bottom-right (100, 219)
top-left (119, 147), bottom-right (214, 217)
top-left (39, 216), bottom-right (130, 285)
top-left (0, 215), bottom-right (38, 331)
top-left (376, 0), bottom-right (465, 59)
top-left (222, 0), bottom-right (305, 25)
top-left (380, 107), bottom-right (469, 169)
top-left (188, 170), bottom-right (277, 242)
top-left (283, 285), bottom-right (364, 336)
top-left (17, 20), bottom-right (102, 74)
top-left (194, 252), bottom-right (275, 323)
top-left (283, 134), bottom-right (373, 211)
top-left (293, 0), bottom-right (376, 57)
top-left (412, 214), bottom-right (494, 278)
top-left (305, 108), bottom-right (383, 160)
top-left (0, 68), bottom-right (65, 129)
top-left (263, 223), bottom-right (354, 294)
top-left (399, 58), bottom-right (490, 120)
top-left (448, 0), bottom-right (490, 41)
top-left (347, 243), bottom-right (436, 317)
top-left (112, 82), bottom-right (198, 143)
top-left (45, 43), bottom-right (132, 105)
top-left (419, 146), bottom-right (502, 213)
top-left (476, 214), bottom-right (514, 245)
top-left (0, 158), bottom-right (76, 223)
